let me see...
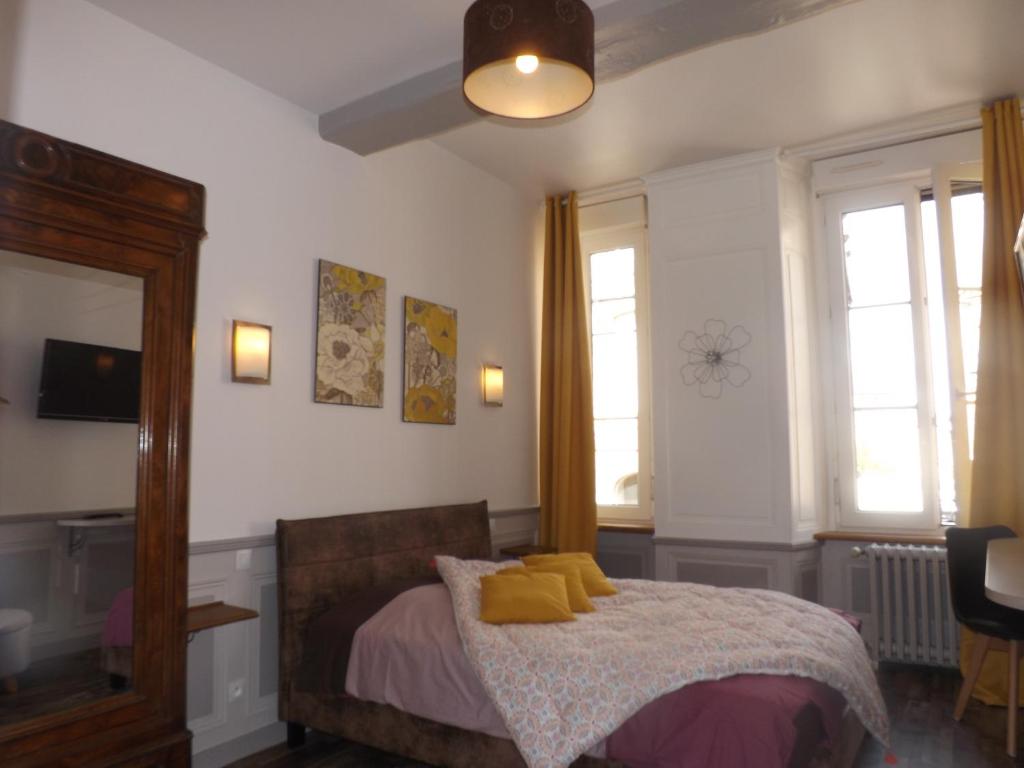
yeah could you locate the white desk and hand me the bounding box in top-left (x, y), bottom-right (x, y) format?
top-left (985, 539), bottom-right (1024, 610)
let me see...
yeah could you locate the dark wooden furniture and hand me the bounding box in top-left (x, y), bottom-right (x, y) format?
top-left (187, 602), bottom-right (259, 634)
top-left (0, 120), bottom-right (205, 767)
top-left (947, 525), bottom-right (1024, 757)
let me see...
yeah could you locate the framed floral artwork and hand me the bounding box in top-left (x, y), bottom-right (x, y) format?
top-left (315, 259), bottom-right (386, 407)
top-left (403, 296), bottom-right (457, 424)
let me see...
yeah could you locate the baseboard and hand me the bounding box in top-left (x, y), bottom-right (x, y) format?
top-left (192, 722), bottom-right (286, 768)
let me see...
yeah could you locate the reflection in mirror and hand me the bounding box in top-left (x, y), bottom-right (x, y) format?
top-left (0, 249), bottom-right (141, 726)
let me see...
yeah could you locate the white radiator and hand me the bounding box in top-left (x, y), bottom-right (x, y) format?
top-left (868, 544), bottom-right (960, 667)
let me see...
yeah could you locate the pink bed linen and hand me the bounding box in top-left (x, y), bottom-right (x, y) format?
top-left (345, 583), bottom-right (514, 742)
top-left (345, 583), bottom-right (849, 768)
top-left (102, 587), bottom-right (133, 648)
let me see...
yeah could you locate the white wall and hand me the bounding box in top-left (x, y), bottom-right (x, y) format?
top-left (0, 254), bottom-right (142, 516)
top-left (3, 0), bottom-right (539, 542)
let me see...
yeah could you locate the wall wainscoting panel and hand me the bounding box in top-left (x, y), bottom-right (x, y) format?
top-left (0, 530), bottom-right (58, 643)
top-left (654, 539), bottom-right (821, 601)
top-left (488, 507), bottom-right (540, 555)
top-left (0, 518), bottom-right (133, 660)
top-left (186, 508), bottom-right (538, 762)
top-left (820, 539), bottom-right (877, 655)
top-left (252, 576), bottom-right (279, 703)
top-left (595, 531), bottom-right (655, 580)
top-left (187, 577), bottom-right (231, 738)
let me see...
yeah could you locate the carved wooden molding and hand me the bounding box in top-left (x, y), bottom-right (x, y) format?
top-left (0, 121), bottom-right (206, 237)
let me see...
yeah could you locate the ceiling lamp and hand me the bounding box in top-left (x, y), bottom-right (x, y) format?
top-left (463, 0), bottom-right (595, 120)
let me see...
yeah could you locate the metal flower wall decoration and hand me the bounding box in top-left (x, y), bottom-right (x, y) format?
top-left (679, 319), bottom-right (752, 399)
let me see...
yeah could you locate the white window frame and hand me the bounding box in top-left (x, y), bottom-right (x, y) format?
top-left (824, 165), bottom-right (983, 531)
top-left (580, 224), bottom-right (654, 525)
top-left (824, 181), bottom-right (941, 530)
top-left (931, 162), bottom-right (983, 518)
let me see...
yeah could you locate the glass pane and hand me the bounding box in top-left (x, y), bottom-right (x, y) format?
top-left (591, 298), bottom-right (636, 336)
top-left (959, 287), bottom-right (981, 394)
top-left (920, 198), bottom-right (957, 515)
top-left (935, 414), bottom-right (957, 514)
top-left (595, 418), bottom-right (639, 452)
top-left (595, 450), bottom-right (639, 506)
top-left (952, 192), bottom-right (984, 288)
top-left (592, 332), bottom-right (638, 419)
top-left (854, 409), bottom-right (924, 512)
top-left (848, 304), bottom-right (918, 408)
top-left (842, 205), bottom-right (911, 307)
top-left (0, 248), bottom-right (140, 727)
top-left (589, 248), bottom-right (635, 301)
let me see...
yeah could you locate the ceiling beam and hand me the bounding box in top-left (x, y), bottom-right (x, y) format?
top-left (319, 0), bottom-right (860, 156)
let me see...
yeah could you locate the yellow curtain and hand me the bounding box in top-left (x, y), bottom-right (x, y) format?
top-left (960, 95), bottom-right (1024, 706)
top-left (539, 192), bottom-right (598, 554)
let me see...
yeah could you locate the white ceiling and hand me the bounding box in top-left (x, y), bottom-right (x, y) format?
top-left (87, 0), bottom-right (1024, 197)
top-left (85, 0), bottom-right (619, 114)
top-left (433, 0), bottom-right (1024, 194)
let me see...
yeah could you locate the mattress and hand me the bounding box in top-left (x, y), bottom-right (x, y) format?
top-left (302, 580), bottom-right (850, 768)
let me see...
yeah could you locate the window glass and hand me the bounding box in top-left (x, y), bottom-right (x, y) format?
top-left (854, 409), bottom-right (925, 512)
top-left (842, 205), bottom-right (912, 307)
top-left (589, 246), bottom-right (642, 510)
top-left (847, 305), bottom-right (918, 409)
top-left (589, 248), bottom-right (636, 301)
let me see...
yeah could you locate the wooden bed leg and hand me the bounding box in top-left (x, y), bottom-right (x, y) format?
top-left (286, 721), bottom-right (306, 749)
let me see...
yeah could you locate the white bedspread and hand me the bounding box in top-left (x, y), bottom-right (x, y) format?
top-left (436, 556), bottom-right (889, 768)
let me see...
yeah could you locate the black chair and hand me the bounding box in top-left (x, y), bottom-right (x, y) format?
top-left (946, 525), bottom-right (1024, 756)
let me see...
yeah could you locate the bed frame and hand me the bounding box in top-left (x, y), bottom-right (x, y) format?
top-left (276, 501), bottom-right (865, 768)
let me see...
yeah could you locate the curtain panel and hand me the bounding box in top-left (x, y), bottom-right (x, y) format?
top-left (961, 95), bottom-right (1024, 707)
top-left (539, 192), bottom-right (598, 554)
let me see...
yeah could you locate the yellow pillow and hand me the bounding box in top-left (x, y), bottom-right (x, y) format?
top-left (497, 564), bottom-right (595, 613)
top-left (479, 572), bottom-right (576, 625)
top-left (521, 552), bottom-right (618, 597)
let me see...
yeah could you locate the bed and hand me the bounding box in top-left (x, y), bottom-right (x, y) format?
top-left (276, 501), bottom-right (875, 768)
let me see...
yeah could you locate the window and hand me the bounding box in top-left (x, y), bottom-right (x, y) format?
top-left (825, 168), bottom-right (983, 529)
top-left (581, 225), bottom-right (652, 523)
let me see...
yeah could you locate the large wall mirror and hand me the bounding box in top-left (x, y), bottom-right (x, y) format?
top-left (0, 248), bottom-right (141, 726)
top-left (0, 121), bottom-right (204, 767)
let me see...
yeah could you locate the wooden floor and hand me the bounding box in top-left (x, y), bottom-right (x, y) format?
top-left (0, 647), bottom-right (119, 728)
top-left (231, 664), bottom-right (1023, 768)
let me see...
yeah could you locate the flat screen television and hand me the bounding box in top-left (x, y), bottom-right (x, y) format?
top-left (37, 339), bottom-right (141, 423)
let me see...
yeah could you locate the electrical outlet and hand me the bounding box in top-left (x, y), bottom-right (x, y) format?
top-left (235, 548), bottom-right (252, 571)
top-left (228, 678), bottom-right (245, 703)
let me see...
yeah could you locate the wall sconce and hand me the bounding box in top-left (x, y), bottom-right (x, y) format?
top-left (232, 320), bottom-right (272, 385)
top-left (482, 364), bottom-right (504, 406)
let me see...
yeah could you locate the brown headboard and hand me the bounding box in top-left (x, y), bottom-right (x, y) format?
top-left (276, 500), bottom-right (491, 719)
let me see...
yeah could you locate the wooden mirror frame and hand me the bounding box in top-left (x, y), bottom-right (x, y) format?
top-left (0, 120), bottom-right (204, 767)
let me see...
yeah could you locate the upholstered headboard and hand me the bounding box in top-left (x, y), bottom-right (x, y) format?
top-left (276, 500), bottom-right (491, 720)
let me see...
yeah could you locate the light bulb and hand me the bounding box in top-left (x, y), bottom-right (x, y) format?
top-left (515, 54), bottom-right (539, 75)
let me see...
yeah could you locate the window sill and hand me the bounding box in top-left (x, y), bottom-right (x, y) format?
top-left (813, 530), bottom-right (946, 546)
top-left (598, 520), bottom-right (654, 534)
